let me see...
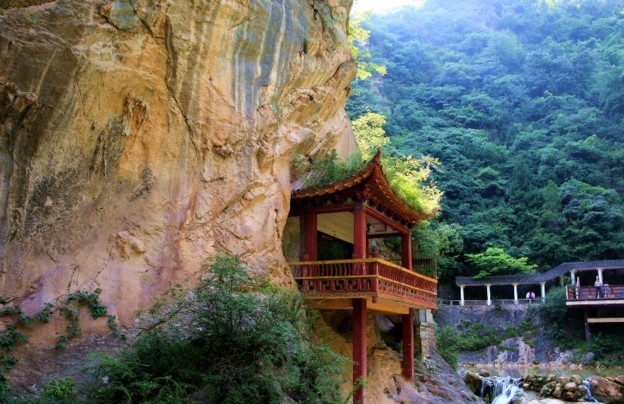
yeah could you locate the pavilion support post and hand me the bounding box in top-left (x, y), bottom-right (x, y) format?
top-left (353, 299), bottom-right (368, 404)
top-left (402, 309), bottom-right (414, 381)
top-left (597, 268), bottom-right (604, 285)
top-left (303, 213), bottom-right (317, 262)
top-left (460, 286), bottom-right (465, 306)
top-left (571, 270), bottom-right (576, 286)
top-left (354, 203), bottom-right (367, 276)
top-left (584, 307), bottom-right (591, 342)
top-left (402, 231), bottom-right (412, 270)
top-left (303, 213), bottom-right (318, 278)
top-left (486, 284), bottom-right (492, 306)
top-left (513, 283), bottom-right (519, 305)
top-left (540, 282), bottom-right (546, 302)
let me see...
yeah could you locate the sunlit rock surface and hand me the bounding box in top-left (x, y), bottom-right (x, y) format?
top-left (0, 0), bottom-right (354, 337)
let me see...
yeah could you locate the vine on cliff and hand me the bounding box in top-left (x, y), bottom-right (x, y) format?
top-left (0, 289), bottom-right (124, 386)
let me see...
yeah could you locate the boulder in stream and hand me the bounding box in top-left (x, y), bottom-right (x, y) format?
top-left (590, 376), bottom-right (624, 403)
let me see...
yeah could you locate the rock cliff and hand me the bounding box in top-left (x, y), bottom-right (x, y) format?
top-left (0, 0), bottom-right (354, 338)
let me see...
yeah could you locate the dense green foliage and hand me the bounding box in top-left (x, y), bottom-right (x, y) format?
top-left (86, 256), bottom-right (348, 403)
top-left (466, 247), bottom-right (537, 279)
top-left (348, 0), bottom-right (624, 281)
top-left (435, 325), bottom-right (460, 368)
top-left (348, 13), bottom-right (387, 80)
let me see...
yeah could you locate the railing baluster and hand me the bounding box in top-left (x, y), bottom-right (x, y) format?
top-left (287, 259), bottom-right (437, 309)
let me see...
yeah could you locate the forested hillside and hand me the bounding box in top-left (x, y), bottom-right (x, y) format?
top-left (348, 0), bottom-right (624, 282)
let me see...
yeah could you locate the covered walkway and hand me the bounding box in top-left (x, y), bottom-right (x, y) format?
top-left (455, 260), bottom-right (624, 306)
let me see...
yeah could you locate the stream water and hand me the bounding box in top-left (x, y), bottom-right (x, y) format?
top-left (476, 373), bottom-right (601, 404)
top-left (481, 377), bottom-right (523, 404)
top-left (581, 379), bottom-right (600, 403)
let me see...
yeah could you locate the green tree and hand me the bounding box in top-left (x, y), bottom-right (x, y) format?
top-left (351, 111), bottom-right (390, 160)
top-left (349, 13), bottom-right (387, 80)
top-left (466, 247), bottom-right (537, 279)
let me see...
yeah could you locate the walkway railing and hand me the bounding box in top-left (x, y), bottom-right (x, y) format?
top-left (439, 299), bottom-right (543, 306)
top-left (566, 285), bottom-right (624, 300)
top-left (289, 258), bottom-right (437, 309)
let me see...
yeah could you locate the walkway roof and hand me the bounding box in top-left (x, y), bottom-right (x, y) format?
top-left (456, 260), bottom-right (624, 287)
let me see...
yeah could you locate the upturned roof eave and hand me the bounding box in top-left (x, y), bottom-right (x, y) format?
top-left (290, 150), bottom-right (433, 225)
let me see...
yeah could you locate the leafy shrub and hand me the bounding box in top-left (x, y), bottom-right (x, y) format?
top-left (43, 377), bottom-right (76, 401)
top-left (302, 150), bottom-right (365, 189)
top-left (87, 255), bottom-right (348, 403)
top-left (456, 322), bottom-right (500, 351)
top-left (539, 286), bottom-right (577, 345)
top-left (436, 325), bottom-right (460, 369)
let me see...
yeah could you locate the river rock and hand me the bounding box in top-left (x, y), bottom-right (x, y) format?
top-left (553, 383), bottom-right (562, 398)
top-left (463, 372), bottom-right (483, 395)
top-left (580, 352), bottom-right (595, 364)
top-left (478, 369), bottom-right (490, 377)
top-left (590, 376), bottom-right (624, 403)
top-left (564, 381), bottom-right (577, 391)
top-left (556, 376), bottom-right (568, 386)
top-left (615, 375), bottom-right (624, 386)
top-left (491, 337), bottom-right (536, 365)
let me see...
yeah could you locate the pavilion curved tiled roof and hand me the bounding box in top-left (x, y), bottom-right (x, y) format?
top-left (291, 150), bottom-right (435, 227)
top-left (455, 260), bottom-right (624, 286)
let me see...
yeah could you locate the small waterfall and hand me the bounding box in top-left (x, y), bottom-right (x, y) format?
top-left (582, 379), bottom-right (599, 403)
top-left (481, 376), bottom-right (523, 404)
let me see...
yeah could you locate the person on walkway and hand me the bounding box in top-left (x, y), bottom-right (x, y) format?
top-left (594, 276), bottom-right (603, 298)
top-left (530, 291), bottom-right (536, 302)
top-left (526, 291), bottom-right (531, 302)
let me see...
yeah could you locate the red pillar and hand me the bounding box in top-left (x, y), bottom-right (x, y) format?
top-left (353, 299), bottom-right (368, 404)
top-left (354, 204), bottom-right (367, 277)
top-left (304, 212), bottom-right (318, 261)
top-left (401, 231), bottom-right (412, 270)
top-left (353, 204), bottom-right (367, 259)
top-left (402, 308), bottom-right (415, 381)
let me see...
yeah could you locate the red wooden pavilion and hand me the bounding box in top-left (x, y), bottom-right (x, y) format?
top-left (287, 151), bottom-right (438, 403)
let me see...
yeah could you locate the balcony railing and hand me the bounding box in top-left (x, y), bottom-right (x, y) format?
top-left (566, 285), bottom-right (624, 300)
top-left (288, 258), bottom-right (437, 309)
top-left (388, 257), bottom-right (437, 278)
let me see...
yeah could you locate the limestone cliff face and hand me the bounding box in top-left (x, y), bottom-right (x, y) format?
top-left (0, 0), bottom-right (355, 336)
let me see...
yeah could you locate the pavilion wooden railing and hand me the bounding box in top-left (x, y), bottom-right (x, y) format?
top-left (566, 285), bottom-right (624, 300)
top-left (388, 257), bottom-right (437, 278)
top-left (288, 258), bottom-right (437, 309)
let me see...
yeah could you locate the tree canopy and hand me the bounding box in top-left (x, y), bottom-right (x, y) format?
top-left (348, 0), bottom-right (624, 281)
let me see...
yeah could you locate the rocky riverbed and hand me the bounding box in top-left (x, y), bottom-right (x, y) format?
top-left (463, 369), bottom-right (624, 403)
